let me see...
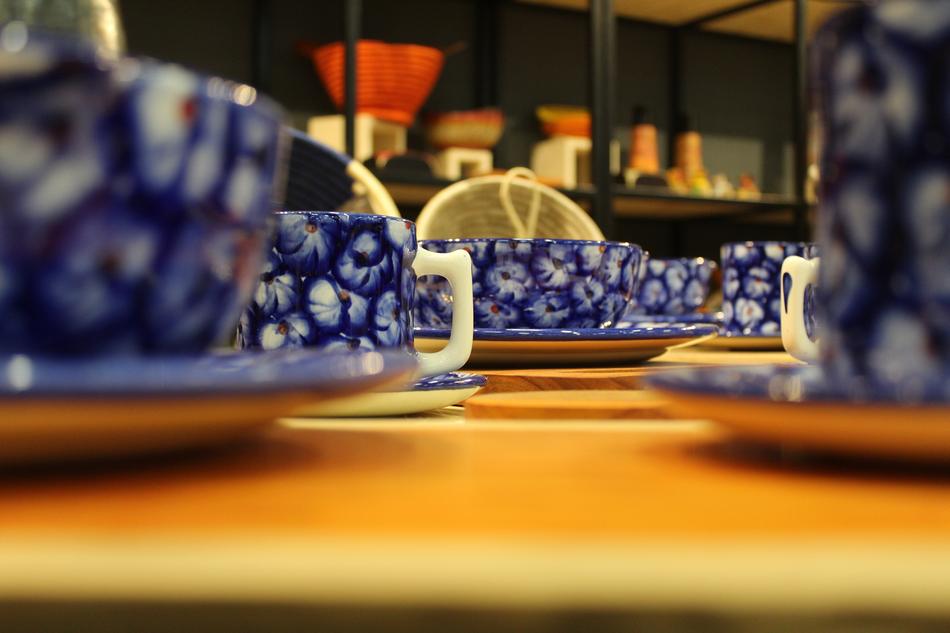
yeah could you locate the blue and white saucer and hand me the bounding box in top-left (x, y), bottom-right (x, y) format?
top-left (617, 312), bottom-right (724, 328)
top-left (301, 371), bottom-right (487, 417)
top-left (696, 332), bottom-right (784, 350)
top-left (645, 365), bottom-right (950, 461)
top-left (415, 325), bottom-right (718, 367)
top-left (0, 349), bottom-right (417, 464)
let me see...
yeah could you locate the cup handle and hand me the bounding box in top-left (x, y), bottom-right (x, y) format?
top-left (411, 247), bottom-right (474, 377)
top-left (780, 256), bottom-right (820, 363)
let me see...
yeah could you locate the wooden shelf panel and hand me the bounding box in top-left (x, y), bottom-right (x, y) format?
top-left (518, 0), bottom-right (854, 42)
top-left (381, 178), bottom-right (797, 222)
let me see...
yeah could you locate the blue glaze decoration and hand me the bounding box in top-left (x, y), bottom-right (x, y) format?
top-left (0, 27), bottom-right (286, 356)
top-left (626, 257), bottom-right (716, 316)
top-left (645, 364), bottom-right (950, 405)
top-left (812, 3), bottom-right (950, 384)
top-left (0, 348), bottom-right (416, 398)
top-left (238, 212), bottom-right (419, 353)
top-left (720, 241), bottom-right (815, 337)
top-left (415, 238), bottom-right (643, 330)
top-left (415, 324), bottom-right (718, 342)
top-left (392, 371), bottom-right (487, 393)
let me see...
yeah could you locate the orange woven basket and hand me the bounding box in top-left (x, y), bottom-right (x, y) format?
top-left (308, 40), bottom-right (444, 126)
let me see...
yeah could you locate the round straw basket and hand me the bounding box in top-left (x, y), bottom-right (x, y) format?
top-left (416, 168), bottom-right (604, 240)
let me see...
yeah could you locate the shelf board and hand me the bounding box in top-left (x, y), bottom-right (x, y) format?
top-left (518, 0), bottom-right (853, 43)
top-left (381, 177), bottom-right (797, 222)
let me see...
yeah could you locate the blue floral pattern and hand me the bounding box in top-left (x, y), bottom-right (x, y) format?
top-left (0, 28), bottom-right (285, 355)
top-left (415, 238), bottom-right (643, 330)
top-left (625, 257), bottom-right (716, 316)
top-left (239, 212), bottom-right (419, 353)
top-left (720, 242), bottom-right (814, 337)
top-left (813, 2), bottom-right (950, 385)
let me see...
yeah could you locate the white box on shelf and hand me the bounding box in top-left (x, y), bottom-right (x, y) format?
top-left (307, 114), bottom-right (407, 162)
top-left (530, 136), bottom-right (620, 189)
top-left (432, 147), bottom-right (493, 180)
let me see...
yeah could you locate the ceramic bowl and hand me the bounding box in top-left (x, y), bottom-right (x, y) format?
top-left (416, 238), bottom-right (643, 329)
top-left (423, 108), bottom-right (504, 150)
top-left (627, 256), bottom-right (716, 316)
top-left (308, 40), bottom-right (444, 126)
top-left (0, 26), bottom-right (286, 355)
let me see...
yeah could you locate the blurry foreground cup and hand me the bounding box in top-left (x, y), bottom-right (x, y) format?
top-left (811, 2), bottom-right (950, 387)
top-left (237, 211), bottom-right (474, 378)
top-left (0, 24), bottom-right (287, 356)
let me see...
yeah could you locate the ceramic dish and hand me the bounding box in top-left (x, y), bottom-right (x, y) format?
top-left (305, 372), bottom-right (486, 417)
top-left (423, 108), bottom-right (504, 150)
top-left (645, 364), bottom-right (950, 461)
top-left (696, 333), bottom-right (784, 350)
top-left (0, 348), bottom-right (416, 464)
top-left (617, 312), bottom-right (723, 328)
top-left (415, 325), bottom-right (718, 367)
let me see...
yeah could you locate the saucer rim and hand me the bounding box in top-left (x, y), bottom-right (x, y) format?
top-left (414, 325), bottom-right (719, 342)
top-left (0, 349), bottom-right (418, 400)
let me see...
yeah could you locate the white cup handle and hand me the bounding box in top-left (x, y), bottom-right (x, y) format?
top-left (780, 255), bottom-right (820, 363)
top-left (411, 247), bottom-right (474, 376)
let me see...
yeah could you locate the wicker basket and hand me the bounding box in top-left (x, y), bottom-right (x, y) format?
top-left (416, 168), bottom-right (604, 240)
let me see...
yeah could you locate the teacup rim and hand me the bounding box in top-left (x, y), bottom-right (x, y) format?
top-left (273, 210), bottom-right (412, 224)
top-left (419, 236), bottom-right (639, 249)
top-left (721, 240), bottom-right (815, 248)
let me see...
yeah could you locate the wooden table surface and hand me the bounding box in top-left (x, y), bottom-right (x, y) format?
top-left (1, 349), bottom-right (949, 630)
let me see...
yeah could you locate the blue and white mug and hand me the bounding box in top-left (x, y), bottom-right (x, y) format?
top-left (237, 212), bottom-right (473, 377)
top-left (415, 238), bottom-right (644, 330)
top-left (627, 256), bottom-right (716, 316)
top-left (780, 255), bottom-right (820, 362)
top-left (721, 241), bottom-right (816, 337)
top-left (0, 24), bottom-right (286, 356)
top-left (809, 2), bottom-right (950, 386)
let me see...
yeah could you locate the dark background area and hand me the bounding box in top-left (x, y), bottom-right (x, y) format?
top-left (119, 0), bottom-right (801, 257)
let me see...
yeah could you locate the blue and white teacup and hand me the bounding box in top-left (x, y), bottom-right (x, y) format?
top-left (720, 241), bottom-right (816, 337)
top-left (626, 256), bottom-right (716, 316)
top-left (415, 238), bottom-right (643, 329)
top-left (237, 212), bottom-right (474, 377)
top-left (780, 255), bottom-right (821, 362)
top-left (805, 2), bottom-right (950, 388)
top-left (0, 24), bottom-right (286, 356)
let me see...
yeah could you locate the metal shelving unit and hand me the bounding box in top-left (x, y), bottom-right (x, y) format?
top-left (267, 0), bottom-right (840, 246)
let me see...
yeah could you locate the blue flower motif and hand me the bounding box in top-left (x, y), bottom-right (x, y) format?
top-left (257, 311), bottom-right (315, 350)
top-left (373, 289), bottom-right (407, 347)
top-left (569, 279), bottom-right (605, 316)
top-left (322, 334), bottom-right (376, 353)
top-left (252, 251), bottom-right (298, 317)
top-left (723, 267), bottom-right (740, 300)
top-left (742, 267), bottom-right (772, 299)
top-left (664, 261), bottom-right (688, 294)
top-left (275, 213), bottom-right (341, 276)
top-left (531, 244), bottom-right (577, 290)
top-left (494, 239), bottom-right (533, 262)
top-left (684, 279), bottom-right (705, 310)
top-left (599, 294), bottom-right (628, 326)
top-left (475, 298), bottom-right (521, 328)
top-left (484, 260), bottom-right (531, 302)
top-left (385, 218), bottom-right (415, 251)
top-left (639, 279), bottom-right (668, 310)
top-left (523, 292), bottom-right (571, 328)
top-left (333, 227), bottom-right (393, 295)
top-left (596, 245), bottom-right (628, 289)
top-left (35, 207), bottom-right (161, 346)
top-left (576, 244), bottom-right (605, 274)
top-left (447, 241), bottom-right (493, 267)
top-left (734, 297), bottom-right (765, 331)
top-left (304, 276), bottom-right (370, 334)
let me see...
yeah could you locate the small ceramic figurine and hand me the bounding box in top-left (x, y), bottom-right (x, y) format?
top-left (712, 173), bottom-right (736, 198)
top-left (688, 168), bottom-right (713, 197)
top-left (736, 173), bottom-right (761, 200)
top-left (665, 167), bottom-right (688, 194)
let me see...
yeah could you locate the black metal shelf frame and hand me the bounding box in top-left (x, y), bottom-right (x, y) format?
top-left (262, 0), bottom-right (812, 245)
